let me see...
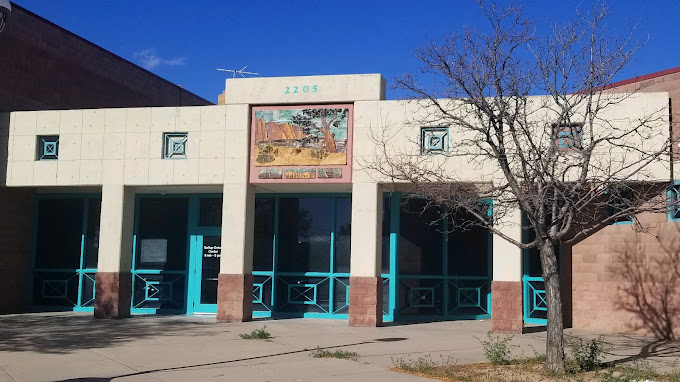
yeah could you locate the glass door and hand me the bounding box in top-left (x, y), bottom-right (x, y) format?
top-left (189, 234), bottom-right (221, 313)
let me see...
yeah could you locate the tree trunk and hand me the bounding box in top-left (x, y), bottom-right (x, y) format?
top-left (539, 240), bottom-right (565, 372)
top-left (320, 129), bottom-right (337, 153)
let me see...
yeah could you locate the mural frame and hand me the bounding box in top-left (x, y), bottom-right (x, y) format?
top-left (249, 104), bottom-right (353, 184)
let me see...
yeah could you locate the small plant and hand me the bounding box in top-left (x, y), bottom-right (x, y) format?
top-left (476, 331), bottom-right (517, 365)
top-left (392, 354), bottom-right (439, 374)
top-left (239, 326), bottom-right (271, 340)
top-left (568, 335), bottom-right (607, 372)
top-left (600, 361), bottom-right (656, 382)
top-left (310, 346), bottom-right (359, 360)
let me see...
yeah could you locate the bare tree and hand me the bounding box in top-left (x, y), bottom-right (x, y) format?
top-left (362, 1), bottom-right (672, 372)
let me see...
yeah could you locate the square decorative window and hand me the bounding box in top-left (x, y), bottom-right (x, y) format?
top-left (37, 135), bottom-right (59, 160)
top-left (421, 127), bottom-right (449, 155)
top-left (555, 123), bottom-right (583, 150)
top-left (163, 133), bottom-right (188, 159)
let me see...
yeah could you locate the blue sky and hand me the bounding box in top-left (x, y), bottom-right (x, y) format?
top-left (13, 0), bottom-right (680, 103)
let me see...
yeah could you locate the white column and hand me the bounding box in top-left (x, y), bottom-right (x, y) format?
top-left (349, 182), bottom-right (383, 277)
top-left (492, 206), bottom-right (523, 282)
top-left (95, 184), bottom-right (135, 318)
top-left (97, 184), bottom-right (135, 273)
top-left (220, 103), bottom-right (253, 275)
top-left (220, 182), bottom-right (255, 275)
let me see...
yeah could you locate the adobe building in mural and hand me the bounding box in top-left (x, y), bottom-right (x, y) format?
top-left (3, 69), bottom-right (680, 337)
top-left (0, 2), bottom-right (210, 315)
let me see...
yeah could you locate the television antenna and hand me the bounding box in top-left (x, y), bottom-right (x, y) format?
top-left (217, 66), bottom-right (259, 78)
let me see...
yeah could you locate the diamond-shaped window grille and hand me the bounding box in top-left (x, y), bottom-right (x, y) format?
top-left (163, 133), bottom-right (188, 159)
top-left (421, 127), bottom-right (449, 155)
top-left (555, 123), bottom-right (583, 150)
top-left (37, 135), bottom-right (59, 160)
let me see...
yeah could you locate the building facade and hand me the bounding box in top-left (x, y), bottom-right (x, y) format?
top-left (0, 2), bottom-right (210, 314)
top-left (2, 73), bottom-right (677, 335)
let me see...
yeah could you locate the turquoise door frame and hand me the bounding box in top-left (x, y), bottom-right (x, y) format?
top-left (30, 194), bottom-right (101, 312)
top-left (131, 193), bottom-right (222, 315)
top-left (250, 193), bottom-right (399, 320)
top-left (187, 231), bottom-right (221, 314)
top-left (521, 213), bottom-right (561, 325)
top-left (389, 193), bottom-right (493, 321)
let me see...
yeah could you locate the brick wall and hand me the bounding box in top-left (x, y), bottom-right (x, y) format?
top-left (217, 274), bottom-right (254, 322)
top-left (491, 281), bottom-right (523, 332)
top-left (0, 187), bottom-right (33, 313)
top-left (348, 276), bottom-right (383, 327)
top-left (0, 4), bottom-right (211, 113)
top-left (571, 211), bottom-right (680, 338)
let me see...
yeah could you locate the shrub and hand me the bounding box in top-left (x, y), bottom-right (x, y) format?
top-left (239, 326), bottom-right (271, 340)
top-left (568, 335), bottom-right (607, 372)
top-left (476, 331), bottom-right (517, 365)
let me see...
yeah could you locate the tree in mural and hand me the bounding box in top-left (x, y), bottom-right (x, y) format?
top-left (291, 108), bottom-right (348, 153)
top-left (362, 0), bottom-right (673, 373)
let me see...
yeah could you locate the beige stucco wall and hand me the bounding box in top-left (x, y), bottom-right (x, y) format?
top-left (224, 74), bottom-right (385, 105)
top-left (5, 106), bottom-right (243, 187)
top-left (4, 79), bottom-right (670, 189)
top-left (353, 93), bottom-right (671, 185)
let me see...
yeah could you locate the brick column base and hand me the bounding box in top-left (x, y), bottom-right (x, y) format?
top-left (491, 281), bottom-right (523, 333)
top-left (348, 276), bottom-right (383, 327)
top-left (94, 272), bottom-right (132, 319)
top-left (217, 273), bottom-right (253, 322)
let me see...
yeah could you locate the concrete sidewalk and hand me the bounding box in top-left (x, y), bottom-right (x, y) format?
top-left (1, 313), bottom-right (679, 381)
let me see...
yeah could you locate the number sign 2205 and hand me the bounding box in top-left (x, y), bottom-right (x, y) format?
top-left (284, 85), bottom-right (318, 94)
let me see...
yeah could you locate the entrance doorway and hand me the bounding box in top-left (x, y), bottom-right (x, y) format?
top-left (131, 194), bottom-right (222, 315)
top-left (252, 195), bottom-right (352, 319)
top-left (188, 234), bottom-right (221, 314)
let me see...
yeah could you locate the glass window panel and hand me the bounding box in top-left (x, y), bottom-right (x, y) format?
top-left (35, 199), bottom-right (84, 269)
top-left (381, 196), bottom-right (392, 274)
top-left (521, 212), bottom-right (561, 277)
top-left (136, 198), bottom-right (189, 271)
top-left (253, 198), bottom-right (275, 272)
top-left (334, 197), bottom-right (352, 273)
top-left (200, 236), bottom-right (221, 304)
top-left (447, 209), bottom-right (489, 277)
top-left (398, 198), bottom-right (444, 275)
top-left (199, 197), bottom-right (223, 227)
top-left (278, 197), bottom-right (331, 273)
top-left (84, 199), bottom-right (101, 269)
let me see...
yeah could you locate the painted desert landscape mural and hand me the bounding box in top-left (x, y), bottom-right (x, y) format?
top-left (253, 107), bottom-right (349, 167)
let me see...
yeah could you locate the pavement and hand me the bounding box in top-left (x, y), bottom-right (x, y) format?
top-left (1, 312), bottom-right (680, 381)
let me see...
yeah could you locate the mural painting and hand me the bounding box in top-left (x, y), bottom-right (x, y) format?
top-left (253, 107), bottom-right (349, 167)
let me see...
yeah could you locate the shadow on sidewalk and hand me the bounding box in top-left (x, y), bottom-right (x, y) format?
top-left (602, 335), bottom-right (680, 367)
top-left (52, 337), bottom-right (408, 382)
top-left (0, 313), bottom-right (214, 354)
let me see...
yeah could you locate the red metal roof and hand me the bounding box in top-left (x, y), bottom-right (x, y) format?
top-left (607, 66), bottom-right (680, 89)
